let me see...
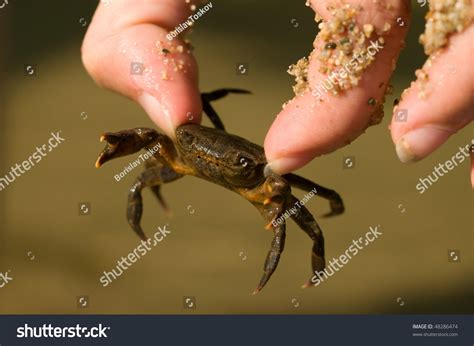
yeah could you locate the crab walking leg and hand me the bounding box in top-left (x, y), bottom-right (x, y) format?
top-left (144, 160), bottom-right (179, 215)
top-left (201, 89), bottom-right (251, 130)
top-left (283, 173), bottom-right (344, 217)
top-left (288, 196), bottom-right (326, 288)
top-left (253, 221), bottom-right (286, 295)
top-left (128, 166), bottom-right (182, 241)
top-left (149, 185), bottom-right (169, 214)
top-left (248, 173), bottom-right (291, 294)
top-left (148, 166), bottom-right (181, 215)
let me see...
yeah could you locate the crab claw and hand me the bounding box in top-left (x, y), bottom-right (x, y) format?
top-left (95, 128), bottom-right (159, 168)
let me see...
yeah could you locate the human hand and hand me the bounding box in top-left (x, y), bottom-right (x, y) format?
top-left (81, 0), bottom-right (202, 139)
top-left (264, 0), bottom-right (474, 186)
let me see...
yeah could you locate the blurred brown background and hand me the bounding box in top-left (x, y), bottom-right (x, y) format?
top-left (0, 0), bottom-right (472, 314)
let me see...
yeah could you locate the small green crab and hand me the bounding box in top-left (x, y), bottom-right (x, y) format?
top-left (96, 89), bottom-right (344, 293)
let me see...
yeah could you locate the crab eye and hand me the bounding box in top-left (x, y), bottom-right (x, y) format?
top-left (235, 155), bottom-right (255, 171)
top-left (222, 151), bottom-right (262, 187)
top-left (177, 129), bottom-right (195, 149)
top-left (224, 150), bottom-right (255, 172)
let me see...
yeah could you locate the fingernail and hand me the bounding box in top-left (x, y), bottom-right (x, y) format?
top-left (266, 157), bottom-right (302, 175)
top-left (137, 93), bottom-right (176, 139)
top-left (263, 164), bottom-right (274, 177)
top-left (395, 127), bottom-right (452, 163)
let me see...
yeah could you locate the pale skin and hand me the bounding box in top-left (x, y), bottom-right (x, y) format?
top-left (82, 0), bottom-right (474, 187)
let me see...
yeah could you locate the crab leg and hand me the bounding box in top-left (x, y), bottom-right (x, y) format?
top-left (284, 173), bottom-right (344, 217)
top-left (248, 173), bottom-right (291, 294)
top-left (201, 89), bottom-right (251, 130)
top-left (253, 221), bottom-right (286, 295)
top-left (288, 196), bottom-right (326, 288)
top-left (128, 166), bottom-right (182, 241)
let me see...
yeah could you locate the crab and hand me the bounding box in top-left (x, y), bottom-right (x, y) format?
top-left (95, 89), bottom-right (344, 293)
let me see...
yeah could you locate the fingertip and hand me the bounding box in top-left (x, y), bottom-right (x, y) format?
top-left (82, 0), bottom-right (203, 138)
top-left (137, 89), bottom-right (201, 139)
top-left (265, 157), bottom-right (310, 176)
top-left (123, 33), bottom-right (202, 137)
top-left (264, 93), bottom-right (368, 174)
top-left (264, 114), bottom-right (322, 174)
top-left (265, 0), bottom-right (411, 172)
top-left (137, 93), bottom-right (176, 138)
top-left (390, 24), bottom-right (474, 164)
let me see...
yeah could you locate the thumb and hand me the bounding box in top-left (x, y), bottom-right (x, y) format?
top-left (81, 0), bottom-right (202, 138)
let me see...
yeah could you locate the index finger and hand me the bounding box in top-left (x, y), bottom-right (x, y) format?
top-left (82, 0), bottom-right (204, 138)
top-left (264, 0), bottom-right (411, 174)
